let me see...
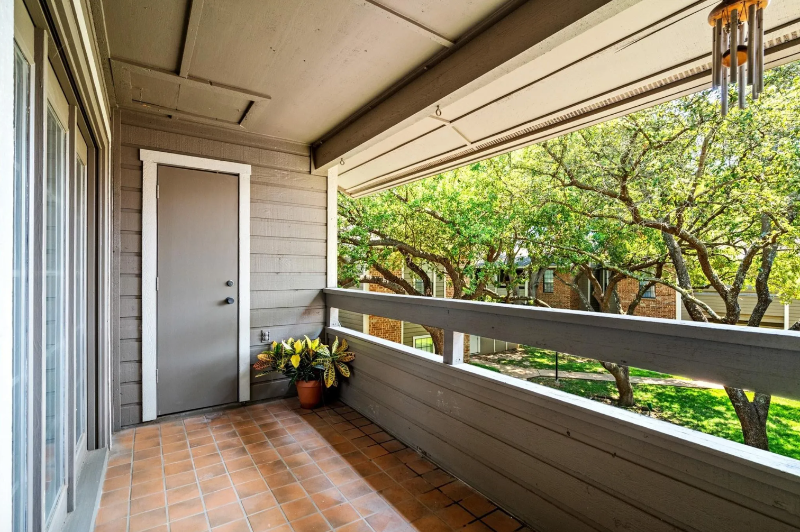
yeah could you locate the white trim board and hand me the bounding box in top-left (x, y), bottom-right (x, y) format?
top-left (139, 149), bottom-right (251, 422)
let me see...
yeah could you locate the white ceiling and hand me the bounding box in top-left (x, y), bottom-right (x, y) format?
top-left (96, 0), bottom-right (800, 195)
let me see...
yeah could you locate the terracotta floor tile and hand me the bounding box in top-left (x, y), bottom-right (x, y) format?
top-left (196, 463), bottom-right (228, 481)
top-left (371, 454), bottom-right (402, 471)
top-left (207, 501), bottom-right (245, 528)
top-left (293, 463), bottom-right (324, 481)
top-left (200, 475), bottom-right (233, 495)
top-left (241, 491), bottom-right (278, 515)
top-left (364, 472), bottom-right (395, 492)
top-left (129, 492), bottom-right (165, 516)
top-left (259, 459), bottom-right (289, 477)
top-left (194, 452), bottom-right (223, 469)
top-left (165, 460), bottom-right (195, 477)
top-left (235, 478), bottom-right (269, 499)
top-left (338, 480), bottom-right (373, 501)
top-left (284, 452), bottom-right (314, 469)
top-left (322, 503), bottom-right (360, 529)
top-left (326, 468), bottom-right (359, 487)
top-left (251, 449), bottom-right (281, 465)
top-left (481, 510), bottom-right (522, 532)
top-left (204, 487), bottom-right (238, 510)
top-left (168, 497), bottom-right (205, 521)
top-left (167, 483), bottom-right (201, 505)
top-left (95, 501), bottom-right (129, 525)
top-left (417, 490), bottom-right (454, 512)
top-left (281, 497), bottom-right (317, 521)
top-left (230, 466), bottom-right (261, 485)
top-left (366, 509), bottom-right (408, 532)
top-left (290, 512), bottom-right (332, 532)
top-left (300, 474), bottom-right (334, 495)
top-left (311, 488), bottom-right (347, 510)
top-left (437, 504), bottom-right (474, 528)
top-left (100, 488), bottom-right (131, 508)
top-left (131, 479), bottom-right (163, 500)
top-left (134, 447), bottom-right (162, 462)
top-left (273, 483), bottom-right (307, 504)
top-left (164, 450), bottom-right (192, 465)
top-left (401, 477), bottom-right (434, 496)
top-left (351, 462), bottom-right (381, 479)
top-left (265, 470), bottom-right (297, 489)
top-left (459, 494), bottom-right (496, 519)
top-left (213, 518), bottom-right (252, 532)
top-left (170, 512), bottom-right (211, 532)
top-left (461, 521), bottom-right (493, 532)
top-left (408, 514), bottom-right (452, 532)
top-left (165, 470), bottom-right (196, 490)
top-left (162, 441), bottom-right (189, 455)
top-left (335, 520), bottom-right (373, 532)
top-left (129, 506), bottom-right (167, 532)
top-left (378, 485), bottom-right (413, 505)
top-left (393, 498), bottom-right (432, 523)
top-left (351, 492), bottom-right (389, 518)
top-left (383, 465), bottom-right (416, 484)
top-left (93, 517), bottom-right (128, 532)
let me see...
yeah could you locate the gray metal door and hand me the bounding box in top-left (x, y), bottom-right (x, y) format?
top-left (157, 165), bottom-right (239, 415)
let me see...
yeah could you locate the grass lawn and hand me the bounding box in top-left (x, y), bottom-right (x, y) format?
top-left (494, 346), bottom-right (681, 378)
top-left (479, 346), bottom-right (800, 460)
top-left (530, 378), bottom-right (800, 460)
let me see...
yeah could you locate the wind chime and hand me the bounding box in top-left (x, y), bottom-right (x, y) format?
top-left (708, 0), bottom-right (768, 116)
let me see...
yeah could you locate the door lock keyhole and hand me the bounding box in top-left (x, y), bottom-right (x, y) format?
top-left (226, 280), bottom-right (234, 287)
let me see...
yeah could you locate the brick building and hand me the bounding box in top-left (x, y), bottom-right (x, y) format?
top-left (341, 267), bottom-right (679, 355)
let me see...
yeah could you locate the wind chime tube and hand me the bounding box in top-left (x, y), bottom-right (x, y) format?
top-left (716, 19), bottom-right (724, 87)
top-left (747, 4), bottom-right (756, 85)
top-left (739, 24), bottom-right (746, 109)
top-left (759, 8), bottom-right (764, 95)
top-left (712, 24), bottom-right (719, 88)
top-left (721, 31), bottom-right (729, 117)
top-left (730, 9), bottom-right (738, 84)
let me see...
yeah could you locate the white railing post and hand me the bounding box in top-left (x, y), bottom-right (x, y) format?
top-left (443, 330), bottom-right (464, 365)
top-left (327, 165), bottom-right (339, 330)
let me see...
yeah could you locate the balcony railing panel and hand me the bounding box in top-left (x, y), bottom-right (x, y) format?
top-left (328, 326), bottom-right (800, 532)
top-left (325, 288), bottom-right (800, 399)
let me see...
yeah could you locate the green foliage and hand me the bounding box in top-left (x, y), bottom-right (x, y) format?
top-left (253, 336), bottom-right (355, 388)
top-left (504, 347), bottom-right (676, 378)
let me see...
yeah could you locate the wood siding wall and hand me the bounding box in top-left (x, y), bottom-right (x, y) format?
top-left (332, 327), bottom-right (800, 532)
top-left (680, 291), bottom-right (798, 328)
top-left (115, 111), bottom-right (325, 427)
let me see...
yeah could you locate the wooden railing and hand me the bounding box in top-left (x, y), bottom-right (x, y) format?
top-left (325, 287), bottom-right (800, 400)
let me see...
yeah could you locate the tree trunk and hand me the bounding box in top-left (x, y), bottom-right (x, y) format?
top-left (424, 326), bottom-right (445, 357)
top-left (724, 387), bottom-right (771, 450)
top-left (601, 362), bottom-right (634, 407)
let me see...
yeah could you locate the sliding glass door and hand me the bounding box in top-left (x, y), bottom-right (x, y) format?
top-left (12, 43), bottom-right (31, 532)
top-left (45, 106), bottom-right (68, 524)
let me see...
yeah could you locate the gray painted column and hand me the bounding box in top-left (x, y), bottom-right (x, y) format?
top-left (443, 330), bottom-right (464, 365)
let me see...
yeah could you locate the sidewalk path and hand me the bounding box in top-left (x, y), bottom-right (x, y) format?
top-left (471, 354), bottom-right (725, 390)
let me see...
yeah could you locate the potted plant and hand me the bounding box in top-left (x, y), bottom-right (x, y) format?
top-left (253, 336), bottom-right (355, 409)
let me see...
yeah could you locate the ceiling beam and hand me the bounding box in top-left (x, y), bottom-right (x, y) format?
top-left (179, 0), bottom-right (204, 78)
top-left (313, 0), bottom-right (631, 171)
top-left (354, 0), bottom-right (454, 48)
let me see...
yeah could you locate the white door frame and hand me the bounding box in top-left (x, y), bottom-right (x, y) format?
top-left (139, 149), bottom-right (251, 422)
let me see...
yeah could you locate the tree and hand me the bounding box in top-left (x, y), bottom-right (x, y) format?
top-left (338, 163), bottom-right (556, 355)
top-left (523, 62), bottom-right (800, 449)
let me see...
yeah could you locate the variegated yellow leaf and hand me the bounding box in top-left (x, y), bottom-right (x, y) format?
top-left (336, 362), bottom-right (350, 377)
top-left (271, 341), bottom-right (278, 350)
top-left (257, 353), bottom-right (271, 362)
top-left (293, 340), bottom-right (303, 353)
top-left (338, 353), bottom-right (355, 362)
top-left (324, 364), bottom-right (335, 388)
top-left (311, 338), bottom-right (320, 350)
top-left (290, 354), bottom-right (301, 368)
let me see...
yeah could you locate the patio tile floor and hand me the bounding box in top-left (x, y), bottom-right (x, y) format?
top-left (95, 399), bottom-right (529, 532)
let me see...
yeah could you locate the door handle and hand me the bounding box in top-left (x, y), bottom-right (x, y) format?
top-left (225, 297), bottom-right (235, 305)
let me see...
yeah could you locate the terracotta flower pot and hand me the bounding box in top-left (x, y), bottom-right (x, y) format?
top-left (296, 379), bottom-right (323, 409)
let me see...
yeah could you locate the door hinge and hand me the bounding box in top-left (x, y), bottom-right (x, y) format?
top-left (156, 277), bottom-right (159, 291)
top-left (156, 369), bottom-right (159, 383)
top-left (157, 184), bottom-right (160, 199)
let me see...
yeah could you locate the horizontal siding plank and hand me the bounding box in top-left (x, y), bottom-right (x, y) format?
top-left (120, 340), bottom-right (141, 362)
top-left (252, 273), bottom-right (325, 291)
top-left (250, 183), bottom-right (326, 207)
top-left (121, 383), bottom-right (142, 405)
top-left (121, 211), bottom-right (142, 231)
top-left (337, 330), bottom-right (800, 532)
top-left (122, 167), bottom-right (143, 189)
top-left (251, 307), bottom-right (325, 328)
top-left (120, 297), bottom-right (141, 318)
top-left (121, 145), bottom-right (142, 167)
top-left (250, 255), bottom-right (326, 274)
top-left (120, 318), bottom-right (141, 340)
top-left (120, 254), bottom-right (141, 275)
top-left (250, 202), bottom-right (326, 224)
top-left (120, 361), bottom-right (141, 383)
top-left (121, 404), bottom-right (142, 427)
top-left (250, 289), bottom-right (324, 309)
top-left (251, 237), bottom-right (325, 256)
top-left (121, 189), bottom-right (142, 210)
top-left (251, 167), bottom-right (326, 190)
top-left (251, 220), bottom-right (326, 240)
top-left (120, 275), bottom-right (142, 296)
top-left (121, 232), bottom-right (141, 253)
top-left (249, 323), bottom-right (324, 352)
top-left (122, 125), bottom-right (310, 173)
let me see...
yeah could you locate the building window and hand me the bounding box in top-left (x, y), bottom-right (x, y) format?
top-left (413, 336), bottom-right (434, 353)
top-left (543, 270), bottom-right (554, 293)
top-left (12, 44), bottom-right (30, 532)
top-left (75, 158), bottom-right (88, 443)
top-left (641, 281), bottom-right (656, 299)
top-left (413, 276), bottom-right (424, 293)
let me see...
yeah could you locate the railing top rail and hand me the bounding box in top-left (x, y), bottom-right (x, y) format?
top-left (324, 288), bottom-right (800, 399)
